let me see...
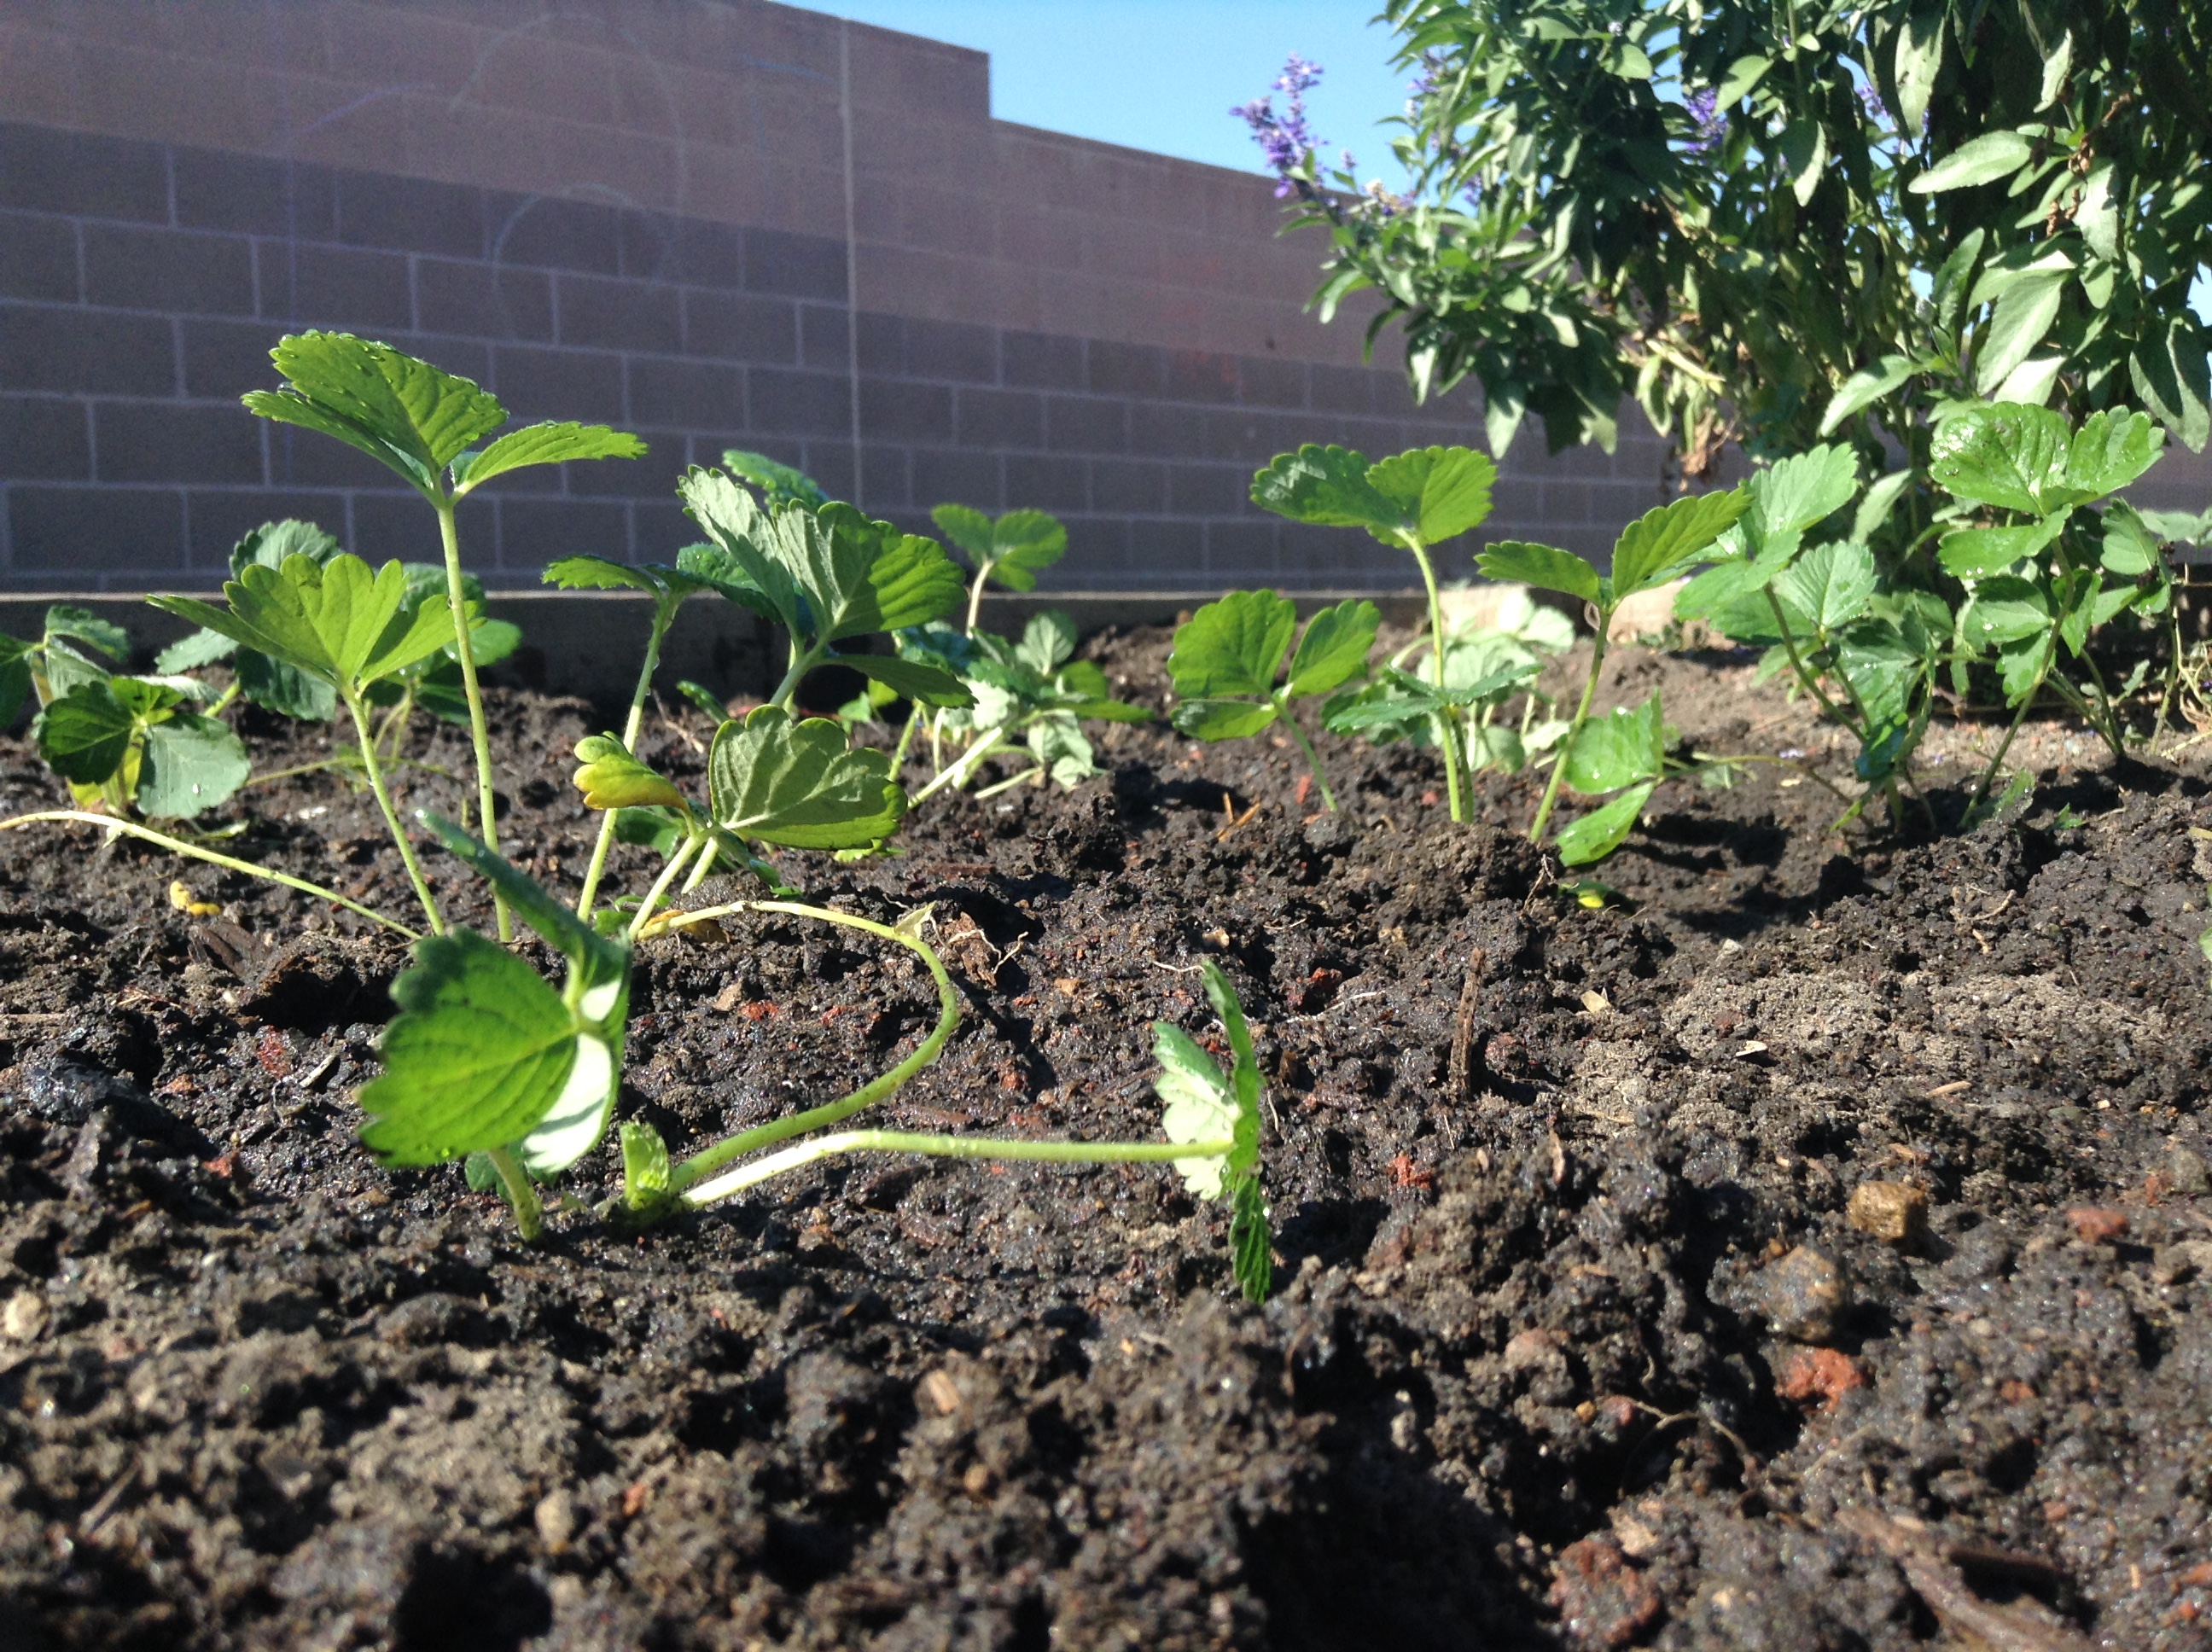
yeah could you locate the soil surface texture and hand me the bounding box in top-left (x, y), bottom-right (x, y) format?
top-left (3, 630), bottom-right (2210, 1651)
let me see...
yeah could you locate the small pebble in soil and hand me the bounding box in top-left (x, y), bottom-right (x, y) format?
top-left (2169, 1145), bottom-right (2211, 1195)
top-left (2, 1289), bottom-right (49, 1341)
top-left (1844, 1180), bottom-right (1930, 1249)
top-left (2064, 1206), bottom-right (2128, 1245)
top-left (1753, 1246), bottom-right (1852, 1342)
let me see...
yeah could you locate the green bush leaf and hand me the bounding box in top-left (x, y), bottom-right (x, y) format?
top-left (1366, 445), bottom-right (1498, 544)
top-left (243, 332), bottom-right (507, 494)
top-left (1284, 598), bottom-right (1380, 698)
top-left (573, 734), bottom-right (689, 811)
top-left (1563, 695), bottom-right (1663, 794)
top-left (1610, 489), bottom-right (1751, 600)
top-left (1976, 272), bottom-right (2068, 395)
top-left (454, 422), bottom-right (644, 492)
top-left (1249, 445), bottom-right (1404, 540)
top-left (1168, 590), bottom-right (1298, 701)
top-left (1554, 782), bottom-right (1656, 865)
top-left (1819, 355), bottom-right (1916, 436)
top-left (137, 713), bottom-right (249, 818)
top-left (358, 929), bottom-right (580, 1167)
top-left (1909, 131), bottom-right (2035, 195)
top-left (1475, 540), bottom-right (1602, 603)
top-left (2129, 318), bottom-right (2211, 452)
top-left (707, 705), bottom-right (907, 850)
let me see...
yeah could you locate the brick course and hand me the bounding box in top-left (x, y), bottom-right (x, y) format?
top-left (14, 0), bottom-right (2156, 593)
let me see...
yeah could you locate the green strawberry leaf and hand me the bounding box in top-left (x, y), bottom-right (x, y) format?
top-left (814, 505), bottom-right (966, 639)
top-left (1155, 1023), bottom-right (1237, 1199)
top-left (149, 554), bottom-right (467, 698)
top-left (707, 706), bottom-right (908, 850)
top-left (2063, 408), bottom-right (2165, 503)
top-left (229, 519), bottom-right (342, 578)
top-left (454, 422), bottom-right (644, 492)
top-left (44, 606), bottom-right (129, 661)
top-left (1475, 540), bottom-right (1603, 604)
top-left (1562, 694), bottom-right (1664, 795)
top-left (542, 554), bottom-right (713, 602)
top-left (573, 735), bottom-right (690, 812)
top-left (620, 1121), bottom-right (673, 1211)
top-left (136, 713), bottom-right (250, 818)
top-left (931, 504), bottom-right (1067, 589)
top-left (32, 679), bottom-right (140, 784)
top-left (1930, 402), bottom-right (2090, 516)
top-left (244, 332), bottom-right (508, 495)
top-left (722, 448), bottom-right (827, 510)
top-left (419, 814), bottom-right (629, 987)
top-left (1554, 782), bottom-right (1656, 866)
top-left (358, 929), bottom-right (581, 1167)
top-left (1169, 590), bottom-right (1299, 701)
top-left (1284, 598), bottom-right (1380, 698)
top-left (831, 653), bottom-right (974, 708)
top-left (1366, 445), bottom-right (1498, 544)
top-left (1173, 699), bottom-right (1280, 741)
top-left (1249, 445), bottom-right (1405, 540)
top-left (1610, 488), bottom-right (1752, 601)
top-left (1772, 540), bottom-right (1877, 631)
top-left (1937, 511), bottom-right (2070, 579)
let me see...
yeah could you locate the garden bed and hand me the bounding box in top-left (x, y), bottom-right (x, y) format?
top-left (3, 629), bottom-right (2209, 1651)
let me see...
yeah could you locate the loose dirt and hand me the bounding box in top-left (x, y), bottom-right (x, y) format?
top-left (2, 631), bottom-right (2209, 1650)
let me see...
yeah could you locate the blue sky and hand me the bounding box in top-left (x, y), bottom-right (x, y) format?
top-left (798, 1), bottom-right (1417, 188)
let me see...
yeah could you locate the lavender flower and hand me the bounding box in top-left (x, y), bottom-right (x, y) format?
top-left (1233, 54), bottom-right (1327, 197)
top-left (1683, 87), bottom-right (1725, 155)
top-left (1857, 82), bottom-right (1889, 124)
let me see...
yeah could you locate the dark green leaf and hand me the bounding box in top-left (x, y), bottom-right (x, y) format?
top-left (2099, 502), bottom-right (2161, 576)
top-left (229, 520), bottom-right (342, 578)
top-left (1750, 445), bottom-right (1860, 537)
top-left (1930, 402), bottom-right (2081, 515)
top-left (1976, 273), bottom-right (2068, 395)
top-left (2130, 319), bottom-right (2211, 452)
top-left (44, 606), bottom-right (128, 660)
top-left (152, 628), bottom-right (237, 675)
top-left (723, 448), bottom-right (827, 509)
top-left (2064, 409), bottom-right (2165, 501)
top-left (1819, 356), bottom-right (1916, 436)
top-left (1773, 541), bottom-right (1877, 631)
top-left (707, 705), bottom-right (907, 850)
top-left (1937, 510), bottom-right (2069, 578)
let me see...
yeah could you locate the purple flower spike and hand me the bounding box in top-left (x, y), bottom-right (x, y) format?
top-left (1234, 53), bottom-right (1329, 196)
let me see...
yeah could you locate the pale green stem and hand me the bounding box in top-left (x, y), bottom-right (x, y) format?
top-left (912, 726), bottom-right (1011, 803)
top-left (625, 834), bottom-right (702, 942)
top-left (1278, 700), bottom-right (1337, 811)
top-left (964, 561), bottom-right (992, 635)
top-left (664, 899), bottom-right (960, 1194)
top-left (0, 811), bottom-right (421, 939)
top-left (973, 763), bottom-right (1043, 800)
top-left (434, 497), bottom-right (508, 942)
top-left (1528, 618), bottom-right (1610, 846)
top-left (888, 701), bottom-right (923, 776)
top-left (1763, 588), bottom-right (1855, 731)
top-left (486, 1145), bottom-right (544, 1241)
top-left (684, 1130), bottom-right (1233, 1209)
top-left (342, 690), bottom-right (444, 934)
top-left (1402, 534), bottom-right (1465, 821)
top-left (768, 636), bottom-right (823, 711)
top-left (576, 597), bottom-right (676, 920)
top-left (1965, 650), bottom-right (2052, 821)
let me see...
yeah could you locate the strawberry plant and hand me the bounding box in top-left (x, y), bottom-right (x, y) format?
top-left (1166, 590), bottom-right (1379, 810)
top-left (240, 332), bottom-right (646, 939)
top-left (1477, 487), bottom-right (1750, 860)
top-left (1249, 444), bottom-right (1499, 819)
top-left (929, 503), bottom-right (1068, 631)
top-left (0, 603), bottom-right (250, 822)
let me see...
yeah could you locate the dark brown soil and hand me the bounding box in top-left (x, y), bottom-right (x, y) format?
top-left (3, 628), bottom-right (2210, 1651)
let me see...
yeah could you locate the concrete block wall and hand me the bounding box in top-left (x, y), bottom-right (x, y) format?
top-left (9, 1), bottom-right (2187, 594)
